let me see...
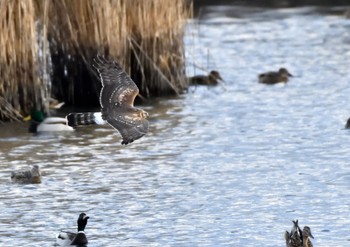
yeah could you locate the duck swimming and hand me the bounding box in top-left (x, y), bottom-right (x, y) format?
top-left (285, 220), bottom-right (314, 247)
top-left (11, 165), bottom-right (41, 184)
top-left (188, 70), bottom-right (223, 86)
top-left (26, 110), bottom-right (73, 133)
top-left (258, 67), bottom-right (293, 84)
top-left (56, 213), bottom-right (90, 246)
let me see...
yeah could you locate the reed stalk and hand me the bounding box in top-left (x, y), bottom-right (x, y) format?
top-left (0, 0), bottom-right (192, 121)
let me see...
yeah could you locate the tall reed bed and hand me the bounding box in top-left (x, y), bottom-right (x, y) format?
top-left (0, 0), bottom-right (50, 120)
top-left (0, 0), bottom-right (191, 121)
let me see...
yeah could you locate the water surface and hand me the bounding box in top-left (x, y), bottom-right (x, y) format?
top-left (1, 6), bottom-right (350, 247)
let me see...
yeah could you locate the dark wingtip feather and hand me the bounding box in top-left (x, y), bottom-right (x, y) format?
top-left (121, 138), bottom-right (134, 145)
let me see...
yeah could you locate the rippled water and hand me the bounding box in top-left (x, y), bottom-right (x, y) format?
top-left (1, 6), bottom-right (350, 247)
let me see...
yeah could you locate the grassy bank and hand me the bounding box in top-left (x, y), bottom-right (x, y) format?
top-left (0, 0), bottom-right (192, 121)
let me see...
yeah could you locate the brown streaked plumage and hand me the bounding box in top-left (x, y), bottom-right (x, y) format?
top-left (188, 70), bottom-right (223, 86)
top-left (302, 226), bottom-right (314, 247)
top-left (67, 56), bottom-right (149, 145)
top-left (11, 165), bottom-right (41, 184)
top-left (285, 221), bottom-right (314, 247)
top-left (285, 220), bottom-right (302, 247)
top-left (258, 67), bottom-right (292, 84)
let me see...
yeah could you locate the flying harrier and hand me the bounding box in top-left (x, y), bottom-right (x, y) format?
top-left (67, 56), bottom-right (149, 145)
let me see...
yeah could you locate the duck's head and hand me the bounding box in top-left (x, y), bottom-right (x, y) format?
top-left (77, 213), bottom-right (89, 232)
top-left (31, 165), bottom-right (41, 183)
top-left (24, 110), bottom-right (46, 123)
top-left (209, 70), bottom-right (223, 81)
top-left (26, 110), bottom-right (46, 133)
top-left (278, 68), bottom-right (293, 77)
top-left (302, 226), bottom-right (314, 239)
top-left (31, 165), bottom-right (41, 176)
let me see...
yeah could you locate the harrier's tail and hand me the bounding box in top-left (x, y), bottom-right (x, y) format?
top-left (66, 112), bottom-right (106, 127)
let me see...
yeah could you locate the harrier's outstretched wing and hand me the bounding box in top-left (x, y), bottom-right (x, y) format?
top-left (107, 117), bottom-right (149, 145)
top-left (92, 56), bottom-right (139, 109)
top-left (68, 56), bottom-right (149, 145)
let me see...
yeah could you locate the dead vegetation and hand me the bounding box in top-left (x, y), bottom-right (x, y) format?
top-left (0, 0), bottom-right (192, 121)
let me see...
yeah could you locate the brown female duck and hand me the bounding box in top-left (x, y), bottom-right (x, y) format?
top-left (188, 70), bottom-right (223, 86)
top-left (258, 67), bottom-right (292, 84)
top-left (11, 165), bottom-right (41, 184)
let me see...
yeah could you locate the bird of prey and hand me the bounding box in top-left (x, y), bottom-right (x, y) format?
top-left (67, 56), bottom-right (149, 145)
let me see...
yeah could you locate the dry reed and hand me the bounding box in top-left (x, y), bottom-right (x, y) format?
top-left (0, 0), bottom-right (51, 121)
top-left (0, 0), bottom-right (192, 121)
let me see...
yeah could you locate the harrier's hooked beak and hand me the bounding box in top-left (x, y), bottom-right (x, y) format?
top-left (142, 111), bottom-right (149, 119)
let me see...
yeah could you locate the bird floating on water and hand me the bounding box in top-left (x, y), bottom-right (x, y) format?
top-left (258, 67), bottom-right (293, 84)
top-left (11, 165), bottom-right (41, 184)
top-left (25, 110), bottom-right (73, 133)
top-left (285, 220), bottom-right (314, 247)
top-left (66, 56), bottom-right (149, 145)
top-left (188, 70), bottom-right (223, 86)
top-left (56, 213), bottom-right (89, 246)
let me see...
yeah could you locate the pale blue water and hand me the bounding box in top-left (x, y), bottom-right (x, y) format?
top-left (1, 6), bottom-right (350, 247)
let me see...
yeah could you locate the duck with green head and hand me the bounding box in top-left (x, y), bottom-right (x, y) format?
top-left (26, 110), bottom-right (73, 133)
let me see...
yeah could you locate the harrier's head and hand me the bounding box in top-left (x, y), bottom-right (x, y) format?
top-left (139, 109), bottom-right (149, 119)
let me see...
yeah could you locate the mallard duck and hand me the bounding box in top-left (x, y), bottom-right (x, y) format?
top-left (302, 226), bottom-right (314, 247)
top-left (26, 110), bottom-right (73, 133)
top-left (11, 165), bottom-right (41, 184)
top-left (56, 213), bottom-right (89, 246)
top-left (258, 67), bottom-right (293, 84)
top-left (285, 220), bottom-right (314, 247)
top-left (188, 70), bottom-right (223, 86)
top-left (285, 220), bottom-right (302, 247)
top-left (345, 118), bottom-right (350, 129)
